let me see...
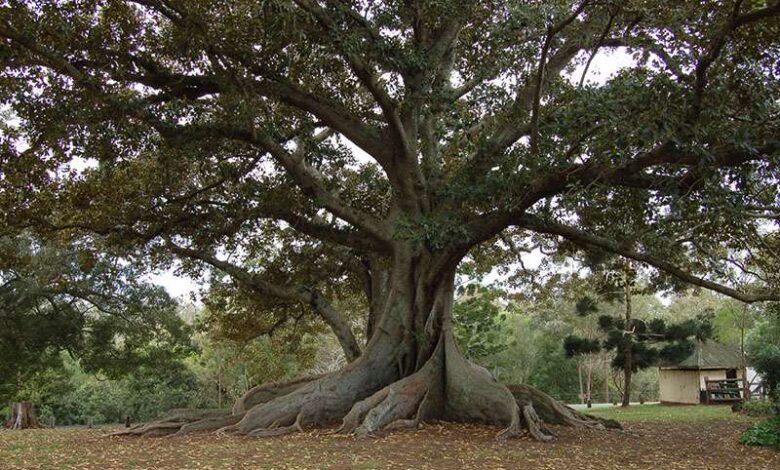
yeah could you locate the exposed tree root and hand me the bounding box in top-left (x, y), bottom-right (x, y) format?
top-left (219, 384), bottom-right (319, 435)
top-left (233, 374), bottom-right (325, 413)
top-left (439, 331), bottom-right (536, 440)
top-left (248, 409), bottom-right (305, 437)
top-left (337, 342), bottom-right (441, 437)
top-left (336, 387), bottom-right (391, 435)
top-left (522, 403), bottom-right (554, 441)
top-left (327, 331), bottom-right (535, 442)
top-left (507, 384), bottom-right (621, 430)
top-left (175, 412), bottom-right (245, 436)
top-left (109, 409), bottom-right (231, 437)
top-left (114, 335), bottom-right (620, 442)
top-left (220, 339), bottom-right (404, 437)
top-left (328, 332), bottom-right (605, 443)
top-left (495, 401), bottom-right (523, 440)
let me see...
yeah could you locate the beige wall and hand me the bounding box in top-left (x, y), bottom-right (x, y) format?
top-left (660, 368), bottom-right (744, 404)
top-left (698, 369), bottom-right (743, 389)
top-left (659, 369), bottom-right (700, 404)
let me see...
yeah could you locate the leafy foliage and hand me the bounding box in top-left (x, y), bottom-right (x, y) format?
top-left (2, 351), bottom-right (205, 426)
top-left (566, 295), bottom-right (713, 371)
top-left (2, 299), bottom-right (323, 426)
top-left (563, 335), bottom-right (600, 358)
top-left (0, 234), bottom-right (192, 404)
top-left (453, 286), bottom-right (509, 360)
top-left (746, 304), bottom-right (780, 411)
top-left (740, 416), bottom-right (780, 449)
top-left (740, 399), bottom-right (775, 418)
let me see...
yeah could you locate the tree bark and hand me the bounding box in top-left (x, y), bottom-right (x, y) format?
top-left (622, 280), bottom-right (633, 408)
top-left (586, 363), bottom-right (592, 408)
top-left (604, 356), bottom-right (610, 404)
top-left (5, 402), bottom-right (39, 430)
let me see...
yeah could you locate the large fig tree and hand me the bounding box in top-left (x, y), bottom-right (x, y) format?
top-left (1, 0), bottom-right (779, 440)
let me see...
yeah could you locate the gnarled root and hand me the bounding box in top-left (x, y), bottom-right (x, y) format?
top-left (331, 332), bottom-right (574, 442)
top-left (439, 331), bottom-right (535, 440)
top-left (522, 403), bottom-right (554, 441)
top-left (248, 408), bottom-right (305, 437)
top-left (233, 374), bottom-right (325, 414)
top-left (221, 343), bottom-right (403, 437)
top-left (175, 412), bottom-right (245, 436)
top-left (112, 334), bottom-right (620, 442)
top-left (508, 384), bottom-right (621, 430)
top-left (225, 331), bottom-right (619, 442)
top-left (337, 342), bottom-right (441, 437)
top-left (113, 375), bottom-right (332, 437)
top-left (434, 331), bottom-right (615, 441)
top-left (109, 409), bottom-right (232, 437)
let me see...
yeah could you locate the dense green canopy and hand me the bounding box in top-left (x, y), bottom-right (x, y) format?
top-left (0, 233), bottom-right (190, 404)
top-left (1, 1), bottom-right (778, 310)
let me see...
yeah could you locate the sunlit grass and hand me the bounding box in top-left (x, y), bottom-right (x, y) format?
top-left (584, 403), bottom-right (750, 422)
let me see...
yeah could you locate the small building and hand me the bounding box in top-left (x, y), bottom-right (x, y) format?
top-left (659, 340), bottom-right (746, 405)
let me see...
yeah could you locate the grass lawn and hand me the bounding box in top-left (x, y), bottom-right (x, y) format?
top-left (585, 403), bottom-right (750, 422)
top-left (1, 405), bottom-right (777, 469)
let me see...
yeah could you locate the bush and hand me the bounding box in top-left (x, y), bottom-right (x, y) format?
top-left (740, 416), bottom-right (780, 449)
top-left (741, 399), bottom-right (775, 418)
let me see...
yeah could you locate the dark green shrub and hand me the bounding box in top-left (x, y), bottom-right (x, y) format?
top-left (741, 399), bottom-right (775, 417)
top-left (740, 416), bottom-right (780, 449)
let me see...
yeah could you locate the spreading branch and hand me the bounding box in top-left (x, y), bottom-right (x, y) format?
top-left (516, 214), bottom-right (780, 303)
top-left (165, 242), bottom-right (362, 362)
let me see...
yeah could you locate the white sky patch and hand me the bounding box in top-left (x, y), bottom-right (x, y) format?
top-left (566, 48), bottom-right (637, 86)
top-left (149, 269), bottom-right (202, 301)
top-left (69, 156), bottom-right (99, 173)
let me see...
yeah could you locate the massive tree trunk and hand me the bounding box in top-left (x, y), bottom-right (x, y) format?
top-left (6, 402), bottom-right (39, 430)
top-left (117, 250), bottom-right (616, 440)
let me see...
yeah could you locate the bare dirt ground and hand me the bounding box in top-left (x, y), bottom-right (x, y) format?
top-left (1, 416), bottom-right (777, 470)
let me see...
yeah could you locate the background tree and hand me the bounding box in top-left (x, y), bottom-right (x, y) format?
top-left (565, 268), bottom-right (714, 406)
top-left (0, 233), bottom-right (192, 427)
top-left (452, 285), bottom-right (510, 362)
top-left (2, 0), bottom-right (780, 441)
top-left (739, 302), bottom-right (780, 449)
top-left (747, 304), bottom-right (780, 411)
top-left (601, 260), bottom-right (638, 407)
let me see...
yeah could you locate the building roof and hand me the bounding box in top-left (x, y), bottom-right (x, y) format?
top-left (660, 340), bottom-right (745, 370)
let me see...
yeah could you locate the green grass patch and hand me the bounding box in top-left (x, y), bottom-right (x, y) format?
top-left (584, 404), bottom-right (747, 423)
